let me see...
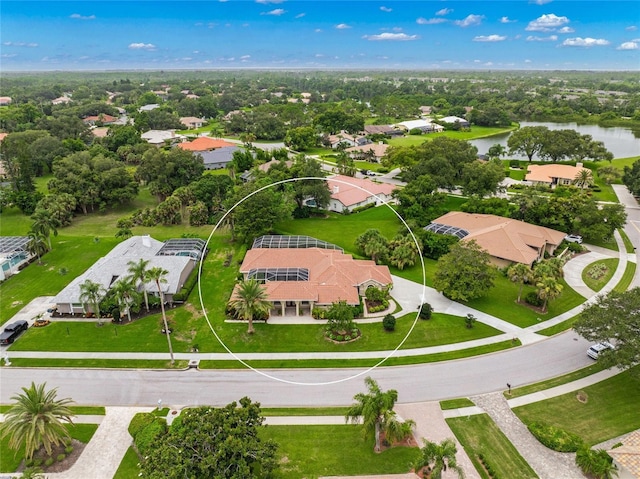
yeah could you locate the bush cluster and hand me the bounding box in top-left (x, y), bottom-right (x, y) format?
top-left (477, 452), bottom-right (500, 478)
top-left (382, 314), bottom-right (396, 331)
top-left (527, 421), bottom-right (583, 452)
top-left (129, 412), bottom-right (168, 457)
top-left (351, 202), bottom-right (376, 214)
top-left (525, 291), bottom-right (544, 307)
top-left (418, 303), bottom-right (433, 320)
top-left (173, 267), bottom-right (201, 302)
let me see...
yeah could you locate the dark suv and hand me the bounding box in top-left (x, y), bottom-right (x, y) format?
top-left (0, 320), bottom-right (29, 345)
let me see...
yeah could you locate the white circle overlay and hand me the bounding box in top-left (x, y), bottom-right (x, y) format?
top-left (197, 175), bottom-right (426, 386)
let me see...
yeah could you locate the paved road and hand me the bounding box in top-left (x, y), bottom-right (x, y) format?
top-left (0, 331), bottom-right (593, 407)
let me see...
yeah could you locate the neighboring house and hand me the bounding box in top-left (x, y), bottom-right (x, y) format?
top-left (425, 211), bottom-right (566, 267)
top-left (395, 119), bottom-right (444, 133)
top-left (198, 146), bottom-right (239, 170)
top-left (345, 142), bottom-right (389, 163)
top-left (0, 236), bottom-right (32, 281)
top-left (91, 127), bottom-right (110, 139)
top-left (525, 163), bottom-right (590, 188)
top-left (326, 131), bottom-right (369, 149)
top-left (82, 114), bottom-right (118, 126)
top-left (258, 159), bottom-right (293, 173)
top-left (439, 116), bottom-right (470, 128)
top-left (51, 95), bottom-right (72, 105)
top-left (326, 175), bottom-right (396, 213)
top-left (52, 236), bottom-right (206, 315)
top-left (0, 97), bottom-right (12, 106)
top-left (180, 117), bottom-right (206, 129)
top-left (177, 137), bottom-right (236, 152)
top-left (141, 129), bottom-right (186, 146)
top-left (607, 429), bottom-right (640, 479)
top-left (138, 104), bottom-right (160, 112)
top-left (418, 105), bottom-right (432, 115)
top-left (364, 125), bottom-right (404, 137)
top-left (236, 235), bottom-right (392, 316)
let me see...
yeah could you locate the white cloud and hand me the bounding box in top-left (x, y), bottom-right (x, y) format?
top-left (240, 55), bottom-right (251, 59)
top-left (500, 16), bottom-right (516, 23)
top-left (626, 26), bottom-right (638, 31)
top-left (3, 41), bottom-right (38, 47)
top-left (562, 37), bottom-right (610, 47)
top-left (473, 34), bottom-right (506, 42)
top-left (558, 26), bottom-right (574, 33)
top-left (1, 53), bottom-right (17, 58)
top-left (380, 6), bottom-right (392, 12)
top-left (363, 32), bottom-right (419, 41)
top-left (617, 41), bottom-right (639, 50)
top-left (436, 8), bottom-right (452, 15)
top-left (70, 13), bottom-right (95, 20)
top-left (128, 43), bottom-right (156, 50)
top-left (525, 59), bottom-right (532, 63)
top-left (416, 17), bottom-right (447, 25)
top-left (454, 14), bottom-right (484, 27)
top-left (530, 0), bottom-right (553, 4)
top-left (526, 35), bottom-right (558, 41)
top-left (526, 13), bottom-right (569, 32)
top-left (295, 13), bottom-right (305, 18)
top-left (335, 23), bottom-right (351, 29)
top-left (262, 8), bottom-right (286, 15)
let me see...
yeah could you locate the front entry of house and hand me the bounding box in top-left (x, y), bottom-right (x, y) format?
top-left (271, 300), bottom-right (313, 317)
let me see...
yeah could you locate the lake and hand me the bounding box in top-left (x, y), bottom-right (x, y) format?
top-left (470, 122), bottom-right (640, 160)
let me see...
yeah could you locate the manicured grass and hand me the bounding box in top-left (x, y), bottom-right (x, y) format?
top-left (609, 155), bottom-right (640, 172)
top-left (586, 235), bottom-right (619, 251)
top-left (0, 423), bottom-right (98, 474)
top-left (113, 447), bottom-right (140, 479)
top-left (354, 161), bottom-right (388, 172)
top-left (261, 425), bottom-right (418, 478)
top-left (387, 126), bottom-right (516, 148)
top-left (507, 168), bottom-right (526, 181)
top-left (581, 258), bottom-right (618, 292)
top-left (619, 229), bottom-right (635, 254)
top-left (3, 359), bottom-right (189, 369)
top-left (440, 398), bottom-right (475, 410)
top-left (513, 367), bottom-right (640, 445)
top-left (537, 317), bottom-right (579, 336)
top-left (505, 363), bottom-right (607, 399)
top-left (447, 414), bottom-right (538, 479)
top-left (262, 407), bottom-right (349, 416)
top-left (613, 261), bottom-right (637, 293)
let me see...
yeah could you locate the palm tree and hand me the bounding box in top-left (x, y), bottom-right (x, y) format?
top-left (413, 438), bottom-right (464, 479)
top-left (79, 279), bottom-right (105, 319)
top-left (110, 276), bottom-right (138, 322)
top-left (0, 382), bottom-right (75, 460)
top-left (576, 446), bottom-right (619, 479)
top-left (30, 209), bottom-right (59, 250)
top-left (345, 376), bottom-right (398, 452)
top-left (536, 276), bottom-right (563, 312)
top-left (574, 168), bottom-right (595, 189)
top-left (381, 409), bottom-right (416, 445)
top-left (229, 279), bottom-right (271, 334)
top-left (27, 230), bottom-right (49, 265)
top-left (507, 263), bottom-right (532, 303)
top-left (147, 266), bottom-right (174, 364)
top-left (127, 258), bottom-right (150, 312)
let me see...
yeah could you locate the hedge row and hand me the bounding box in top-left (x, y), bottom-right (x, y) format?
top-left (527, 421), bottom-right (583, 452)
top-left (129, 412), bottom-right (168, 457)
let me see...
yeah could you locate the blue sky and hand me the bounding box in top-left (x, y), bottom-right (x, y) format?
top-left (1, 1), bottom-right (639, 71)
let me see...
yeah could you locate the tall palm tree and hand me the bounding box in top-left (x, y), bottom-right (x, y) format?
top-left (507, 263), bottom-right (532, 303)
top-left (574, 168), bottom-right (595, 189)
top-left (0, 382), bottom-right (75, 460)
top-left (110, 276), bottom-right (138, 322)
top-left (147, 266), bottom-right (174, 364)
top-left (345, 376), bottom-right (399, 452)
top-left (228, 279), bottom-right (271, 335)
top-left (30, 209), bottom-right (59, 250)
top-left (127, 258), bottom-right (150, 312)
top-left (27, 230), bottom-right (49, 265)
top-left (413, 438), bottom-right (464, 479)
top-left (79, 279), bottom-right (105, 319)
top-left (536, 276), bottom-right (563, 312)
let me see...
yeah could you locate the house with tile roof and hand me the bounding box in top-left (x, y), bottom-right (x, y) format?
top-left (326, 175), bottom-right (397, 213)
top-left (180, 117), bottom-right (206, 129)
top-left (395, 119), bottom-right (444, 133)
top-left (364, 125), bottom-right (404, 137)
top-left (82, 114), bottom-right (118, 126)
top-left (0, 97), bottom-right (12, 106)
top-left (426, 212), bottom-right (566, 267)
top-left (177, 136), bottom-right (236, 152)
top-left (197, 146), bottom-right (239, 170)
top-left (236, 236), bottom-right (392, 316)
top-left (525, 163), bottom-right (589, 188)
top-left (141, 129), bottom-right (186, 146)
top-left (607, 429), bottom-right (640, 479)
top-left (346, 142), bottom-right (389, 163)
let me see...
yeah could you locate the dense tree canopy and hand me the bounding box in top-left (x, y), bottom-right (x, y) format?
top-left (392, 174), bottom-right (447, 225)
top-left (140, 397), bottom-right (279, 479)
top-left (136, 148), bottom-right (204, 201)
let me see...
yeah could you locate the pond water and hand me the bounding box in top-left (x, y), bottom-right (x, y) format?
top-left (470, 121), bottom-right (640, 160)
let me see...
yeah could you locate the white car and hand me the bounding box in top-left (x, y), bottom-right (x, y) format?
top-left (587, 342), bottom-right (613, 360)
top-left (565, 234), bottom-right (583, 244)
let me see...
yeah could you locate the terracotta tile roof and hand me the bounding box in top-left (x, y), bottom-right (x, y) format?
top-left (91, 127), bottom-right (110, 138)
top-left (346, 143), bottom-right (389, 158)
top-left (83, 114), bottom-right (117, 124)
top-left (328, 175), bottom-right (396, 208)
top-left (0, 133), bottom-right (8, 142)
top-left (608, 430), bottom-right (640, 478)
top-left (431, 212), bottom-right (566, 265)
top-left (525, 164), bottom-right (589, 183)
top-left (258, 159), bottom-right (293, 172)
top-left (239, 247), bottom-right (392, 305)
top-left (177, 137), bottom-right (236, 151)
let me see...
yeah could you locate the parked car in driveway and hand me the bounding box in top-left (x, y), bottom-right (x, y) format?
top-left (587, 341), bottom-right (613, 360)
top-left (565, 234), bottom-right (583, 244)
top-left (0, 320), bottom-right (29, 345)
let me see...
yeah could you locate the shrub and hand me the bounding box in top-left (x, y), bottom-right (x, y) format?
top-left (134, 417), bottom-right (167, 457)
top-left (383, 314), bottom-right (396, 331)
top-left (57, 454), bottom-right (66, 462)
top-left (419, 303), bottom-right (432, 320)
top-left (344, 335), bottom-right (351, 341)
top-left (173, 267), bottom-right (200, 302)
top-left (576, 446), bottom-right (615, 479)
top-left (128, 412), bottom-right (156, 437)
top-left (33, 459), bottom-right (43, 467)
top-left (465, 314), bottom-right (476, 329)
top-left (336, 335), bottom-right (344, 341)
top-left (527, 421), bottom-right (583, 452)
top-left (525, 291), bottom-right (544, 307)
top-left (65, 446), bottom-right (73, 454)
top-left (352, 202), bottom-right (376, 214)
top-left (409, 128), bottom-right (423, 135)
top-left (509, 160), bottom-right (521, 168)
top-left (45, 458), bottom-right (54, 467)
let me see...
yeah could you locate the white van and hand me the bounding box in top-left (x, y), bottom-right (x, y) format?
top-left (587, 342), bottom-right (613, 360)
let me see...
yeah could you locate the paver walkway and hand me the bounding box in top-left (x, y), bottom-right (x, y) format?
top-left (46, 406), bottom-right (150, 479)
top-left (470, 393), bottom-right (582, 479)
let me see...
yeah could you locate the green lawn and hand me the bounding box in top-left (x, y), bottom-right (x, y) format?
top-left (447, 414), bottom-right (538, 479)
top-left (505, 363), bottom-right (607, 399)
top-left (439, 398), bottom-right (475, 410)
top-left (581, 258), bottom-right (619, 292)
top-left (113, 447), bottom-right (140, 479)
top-left (262, 425), bottom-right (419, 479)
top-left (387, 126), bottom-right (516, 148)
top-left (513, 367), bottom-right (640, 445)
top-left (261, 407), bottom-right (350, 416)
